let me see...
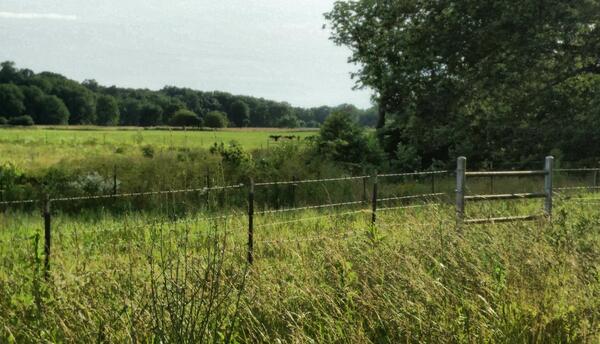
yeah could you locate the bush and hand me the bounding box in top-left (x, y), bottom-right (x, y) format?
top-left (8, 115), bottom-right (34, 126)
top-left (317, 111), bottom-right (382, 166)
top-left (0, 116), bottom-right (7, 125)
top-left (204, 111), bottom-right (228, 128)
top-left (169, 109), bottom-right (201, 127)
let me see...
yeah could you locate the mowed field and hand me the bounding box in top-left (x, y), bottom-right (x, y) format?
top-left (0, 126), bottom-right (317, 168)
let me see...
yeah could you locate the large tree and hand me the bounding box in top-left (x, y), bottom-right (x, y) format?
top-left (96, 94), bottom-right (120, 125)
top-left (326, 0), bottom-right (600, 166)
top-left (0, 84), bottom-right (25, 117)
top-left (229, 100), bottom-right (250, 127)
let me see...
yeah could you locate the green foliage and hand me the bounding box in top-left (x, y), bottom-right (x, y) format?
top-left (317, 111), bottom-right (382, 166)
top-left (0, 83), bottom-right (25, 117)
top-left (204, 111), bottom-right (228, 128)
top-left (95, 95), bottom-right (120, 126)
top-left (229, 100), bottom-right (250, 127)
top-left (276, 114), bottom-right (301, 128)
top-left (7, 115), bottom-right (34, 126)
top-left (326, 0), bottom-right (600, 168)
top-left (0, 117), bottom-right (6, 125)
top-left (36, 95), bottom-right (70, 125)
top-left (169, 109), bottom-right (201, 127)
top-left (139, 103), bottom-right (163, 126)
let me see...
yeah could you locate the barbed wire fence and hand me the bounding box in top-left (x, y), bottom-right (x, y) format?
top-left (1, 162), bottom-right (600, 276)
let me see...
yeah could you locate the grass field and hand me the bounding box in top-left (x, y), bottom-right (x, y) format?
top-left (0, 126), bottom-right (317, 169)
top-left (1, 194), bottom-right (599, 342)
top-left (1, 126), bottom-right (599, 342)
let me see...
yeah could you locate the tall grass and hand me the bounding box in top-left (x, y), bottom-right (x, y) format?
top-left (1, 195), bottom-right (598, 342)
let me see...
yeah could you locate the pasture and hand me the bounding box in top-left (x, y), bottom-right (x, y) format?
top-left (0, 127), bottom-right (317, 169)
top-left (1, 126), bottom-right (599, 342)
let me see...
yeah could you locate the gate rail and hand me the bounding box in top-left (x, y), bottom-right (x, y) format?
top-left (456, 156), bottom-right (554, 226)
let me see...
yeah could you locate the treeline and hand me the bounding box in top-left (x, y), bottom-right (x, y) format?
top-left (0, 61), bottom-right (377, 128)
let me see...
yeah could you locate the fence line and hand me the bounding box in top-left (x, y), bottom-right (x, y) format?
top-left (255, 209), bottom-right (368, 229)
top-left (255, 175), bottom-right (368, 186)
top-left (377, 193), bottom-right (445, 203)
top-left (378, 170), bottom-right (448, 178)
top-left (378, 203), bottom-right (441, 212)
top-left (255, 200), bottom-right (364, 215)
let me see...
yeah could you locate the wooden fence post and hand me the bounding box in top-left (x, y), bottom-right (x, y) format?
top-left (291, 176), bottom-right (297, 208)
top-left (371, 171), bottom-right (378, 225)
top-left (456, 157), bottom-right (466, 228)
top-left (544, 156), bottom-right (554, 217)
top-left (431, 173), bottom-right (436, 193)
top-left (113, 165), bottom-right (118, 196)
top-left (205, 168), bottom-right (211, 209)
top-left (594, 169), bottom-right (599, 190)
top-left (247, 178), bottom-right (255, 265)
top-left (43, 194), bottom-right (52, 279)
top-left (362, 176), bottom-right (368, 204)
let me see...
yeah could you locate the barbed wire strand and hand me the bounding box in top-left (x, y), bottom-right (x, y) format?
top-left (255, 175), bottom-right (368, 187)
top-left (377, 193), bottom-right (445, 203)
top-left (255, 200), bottom-right (364, 215)
top-left (255, 208), bottom-right (368, 228)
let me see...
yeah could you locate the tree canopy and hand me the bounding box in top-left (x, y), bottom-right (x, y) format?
top-left (326, 0), bottom-right (600, 167)
top-left (0, 61), bottom-right (376, 129)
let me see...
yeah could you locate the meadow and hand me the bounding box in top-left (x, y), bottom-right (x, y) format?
top-left (1, 126), bottom-right (600, 342)
top-left (0, 127), bottom-right (317, 169)
top-left (1, 193), bottom-right (599, 342)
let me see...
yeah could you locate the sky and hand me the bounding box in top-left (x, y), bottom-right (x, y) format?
top-left (0, 0), bottom-right (373, 109)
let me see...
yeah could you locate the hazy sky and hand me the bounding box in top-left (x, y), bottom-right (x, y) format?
top-left (0, 0), bottom-right (373, 108)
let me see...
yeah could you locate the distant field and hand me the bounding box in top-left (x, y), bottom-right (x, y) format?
top-left (0, 126), bottom-right (318, 168)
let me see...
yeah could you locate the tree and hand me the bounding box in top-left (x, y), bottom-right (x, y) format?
top-left (277, 114), bottom-right (301, 128)
top-left (326, 0), bottom-right (600, 167)
top-left (169, 109), bottom-right (201, 127)
top-left (96, 95), bottom-right (120, 125)
top-left (119, 98), bottom-right (142, 126)
top-left (54, 83), bottom-right (96, 124)
top-left (0, 84), bottom-right (25, 118)
top-left (317, 111), bottom-right (382, 165)
top-left (139, 103), bottom-right (163, 126)
top-left (229, 100), bottom-right (250, 127)
top-left (204, 111), bottom-right (228, 128)
top-left (37, 95), bottom-right (70, 124)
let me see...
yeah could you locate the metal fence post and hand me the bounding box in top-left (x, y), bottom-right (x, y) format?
top-left (544, 156), bottom-right (554, 217)
top-left (431, 173), bottom-right (436, 193)
top-left (371, 171), bottom-right (378, 225)
top-left (456, 157), bottom-right (466, 228)
top-left (43, 194), bottom-right (52, 279)
top-left (247, 178), bottom-right (255, 265)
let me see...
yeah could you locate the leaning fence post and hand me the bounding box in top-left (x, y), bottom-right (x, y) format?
top-left (544, 156), bottom-right (554, 217)
top-left (43, 194), bottom-right (52, 279)
top-left (362, 176), bottom-right (368, 204)
top-left (456, 157), bottom-right (466, 228)
top-left (247, 178), bottom-right (255, 265)
top-left (371, 171), bottom-right (378, 225)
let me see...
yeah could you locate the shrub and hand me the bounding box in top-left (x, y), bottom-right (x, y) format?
top-left (317, 111), bottom-right (382, 166)
top-left (169, 109), bottom-right (201, 127)
top-left (204, 111), bottom-right (228, 128)
top-left (0, 116), bottom-right (7, 125)
top-left (8, 115), bottom-right (34, 126)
